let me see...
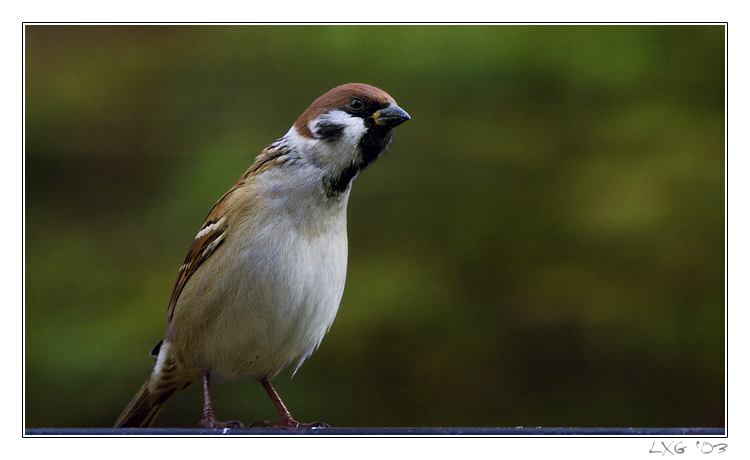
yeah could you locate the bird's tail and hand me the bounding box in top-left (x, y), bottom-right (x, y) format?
top-left (114, 376), bottom-right (176, 428)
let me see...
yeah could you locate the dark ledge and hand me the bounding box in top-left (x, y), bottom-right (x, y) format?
top-left (25, 427), bottom-right (726, 436)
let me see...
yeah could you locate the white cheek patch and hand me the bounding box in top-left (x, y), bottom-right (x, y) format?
top-left (309, 110), bottom-right (367, 143)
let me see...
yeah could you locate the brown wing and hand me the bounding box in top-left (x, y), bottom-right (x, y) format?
top-left (164, 144), bottom-right (290, 324)
top-left (165, 200), bottom-right (230, 323)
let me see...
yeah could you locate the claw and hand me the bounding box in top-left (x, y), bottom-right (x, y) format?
top-left (249, 419), bottom-right (329, 429)
top-left (255, 377), bottom-right (330, 429)
top-left (198, 418), bottom-right (245, 429)
top-left (198, 372), bottom-right (244, 429)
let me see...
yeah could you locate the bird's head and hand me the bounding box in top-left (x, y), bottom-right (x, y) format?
top-left (290, 83), bottom-right (410, 195)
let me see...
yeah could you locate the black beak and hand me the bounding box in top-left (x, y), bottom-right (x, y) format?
top-left (372, 105), bottom-right (410, 128)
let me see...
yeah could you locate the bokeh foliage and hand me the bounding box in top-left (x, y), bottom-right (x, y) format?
top-left (24, 25), bottom-right (724, 428)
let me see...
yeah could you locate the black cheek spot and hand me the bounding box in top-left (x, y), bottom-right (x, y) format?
top-left (315, 121), bottom-right (345, 142)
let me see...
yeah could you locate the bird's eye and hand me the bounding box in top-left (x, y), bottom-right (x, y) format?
top-left (349, 98), bottom-right (364, 110)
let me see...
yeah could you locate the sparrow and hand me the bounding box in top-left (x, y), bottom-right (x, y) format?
top-left (114, 83), bottom-right (409, 429)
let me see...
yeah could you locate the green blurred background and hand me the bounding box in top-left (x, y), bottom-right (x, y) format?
top-left (24, 25), bottom-right (725, 429)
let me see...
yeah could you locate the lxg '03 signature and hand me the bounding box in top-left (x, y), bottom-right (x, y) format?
top-left (649, 441), bottom-right (727, 456)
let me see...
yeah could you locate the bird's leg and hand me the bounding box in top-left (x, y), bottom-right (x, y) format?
top-left (249, 377), bottom-right (329, 429)
top-left (197, 372), bottom-right (244, 429)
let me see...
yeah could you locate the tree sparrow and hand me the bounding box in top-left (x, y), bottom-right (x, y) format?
top-left (114, 83), bottom-right (410, 429)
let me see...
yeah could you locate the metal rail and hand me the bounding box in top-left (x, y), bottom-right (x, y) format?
top-left (25, 427), bottom-right (726, 436)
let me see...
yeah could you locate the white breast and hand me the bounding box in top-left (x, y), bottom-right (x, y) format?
top-left (183, 164), bottom-right (350, 380)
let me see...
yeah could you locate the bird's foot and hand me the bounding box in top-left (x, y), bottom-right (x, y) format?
top-left (249, 419), bottom-right (329, 429)
top-left (198, 417), bottom-right (245, 429)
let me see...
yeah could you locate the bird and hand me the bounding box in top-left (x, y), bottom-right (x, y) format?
top-left (114, 83), bottom-right (410, 429)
